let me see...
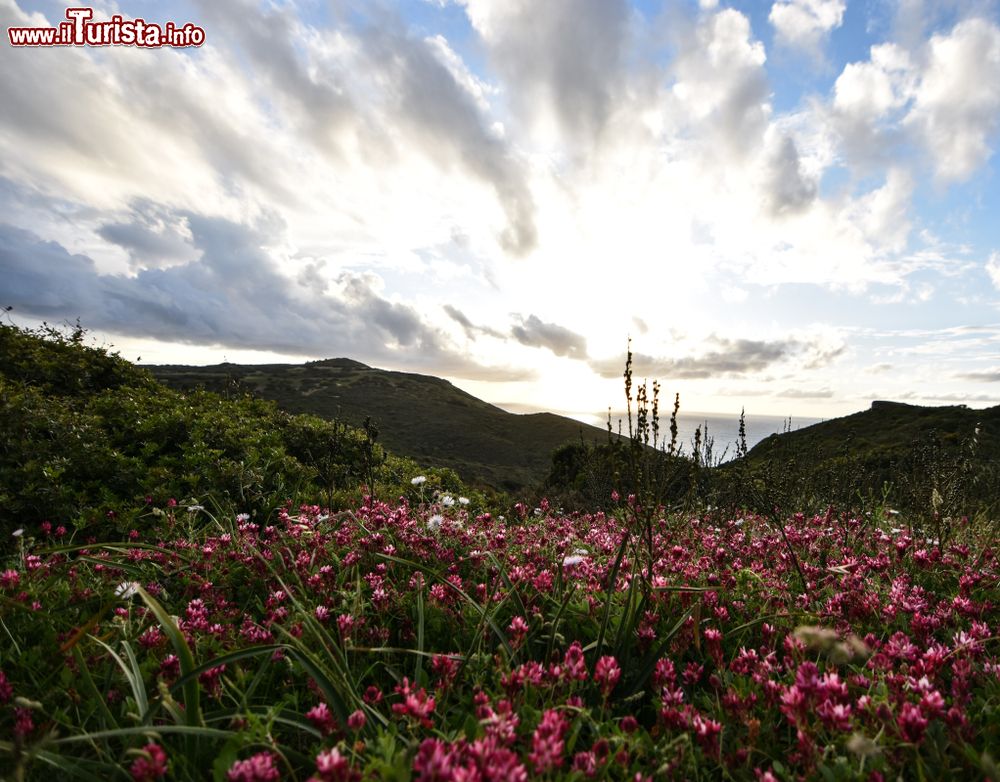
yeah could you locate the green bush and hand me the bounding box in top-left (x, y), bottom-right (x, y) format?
top-left (0, 322), bottom-right (467, 544)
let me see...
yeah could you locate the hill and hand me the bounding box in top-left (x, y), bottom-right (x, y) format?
top-left (736, 399), bottom-right (1000, 514)
top-left (149, 359), bottom-right (611, 491)
top-left (0, 323), bottom-right (457, 542)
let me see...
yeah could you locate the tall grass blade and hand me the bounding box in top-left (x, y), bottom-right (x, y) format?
top-left (72, 646), bottom-right (119, 729)
top-left (595, 529), bottom-right (631, 659)
top-left (134, 585), bottom-right (202, 728)
top-left (89, 637), bottom-right (148, 720)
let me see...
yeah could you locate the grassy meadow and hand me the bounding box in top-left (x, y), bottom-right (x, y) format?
top-left (1, 323), bottom-right (998, 781)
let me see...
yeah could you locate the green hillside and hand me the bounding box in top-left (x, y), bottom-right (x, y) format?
top-left (0, 323), bottom-right (461, 542)
top-left (150, 359), bottom-right (610, 491)
top-left (734, 399), bottom-right (1000, 516)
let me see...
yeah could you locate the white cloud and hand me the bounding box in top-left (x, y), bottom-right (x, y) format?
top-left (833, 43), bottom-right (916, 120)
top-left (670, 9), bottom-right (770, 156)
top-left (769, 0), bottom-right (846, 53)
top-left (986, 252), bottom-right (1000, 290)
top-left (904, 17), bottom-right (1000, 182)
top-left (851, 167), bottom-right (914, 254)
top-left (424, 34), bottom-right (498, 112)
top-left (830, 18), bottom-right (1000, 183)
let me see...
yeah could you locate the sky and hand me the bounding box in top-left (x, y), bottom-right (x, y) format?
top-left (2, 0), bottom-right (1000, 423)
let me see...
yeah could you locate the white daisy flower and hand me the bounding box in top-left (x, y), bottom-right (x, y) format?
top-left (115, 582), bottom-right (139, 599)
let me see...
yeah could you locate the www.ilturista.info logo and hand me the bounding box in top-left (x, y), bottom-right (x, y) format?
top-left (8, 7), bottom-right (205, 48)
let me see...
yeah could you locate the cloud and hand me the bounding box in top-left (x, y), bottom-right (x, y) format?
top-left (96, 200), bottom-right (197, 269)
top-left (590, 337), bottom-right (798, 379)
top-left (776, 387), bottom-right (835, 398)
top-left (354, 13), bottom-right (538, 255)
top-left (957, 369), bottom-right (1000, 383)
top-left (0, 0), bottom-right (537, 258)
top-left (867, 363), bottom-right (894, 374)
top-left (760, 133), bottom-right (818, 215)
top-left (510, 314), bottom-right (588, 359)
top-left (0, 216), bottom-right (527, 381)
top-left (852, 168), bottom-right (914, 253)
top-left (670, 9), bottom-right (771, 158)
top-left (769, 0), bottom-right (846, 54)
top-left (830, 43), bottom-right (916, 169)
top-left (458, 0), bottom-right (630, 146)
top-left (829, 18), bottom-right (1000, 182)
top-left (443, 304), bottom-right (504, 339)
top-left (904, 17), bottom-right (1000, 182)
top-left (985, 252), bottom-right (1000, 290)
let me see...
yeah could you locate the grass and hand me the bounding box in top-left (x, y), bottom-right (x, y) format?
top-left (2, 499), bottom-right (998, 780)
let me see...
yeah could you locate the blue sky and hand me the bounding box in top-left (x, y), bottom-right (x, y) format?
top-left (2, 0), bottom-right (1000, 421)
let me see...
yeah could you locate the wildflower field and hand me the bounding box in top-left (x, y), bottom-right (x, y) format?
top-left (1, 323), bottom-right (999, 780)
top-left (2, 495), bottom-right (998, 781)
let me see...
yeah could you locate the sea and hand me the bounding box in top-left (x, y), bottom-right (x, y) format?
top-left (573, 410), bottom-right (825, 463)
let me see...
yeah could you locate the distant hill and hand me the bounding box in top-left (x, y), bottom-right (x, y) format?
top-left (149, 359), bottom-right (611, 492)
top-left (746, 400), bottom-right (1000, 462)
top-left (149, 357), bottom-right (1000, 512)
top-left (738, 400), bottom-right (1000, 513)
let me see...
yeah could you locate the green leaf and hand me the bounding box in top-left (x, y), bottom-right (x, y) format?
top-left (134, 585), bottom-right (202, 728)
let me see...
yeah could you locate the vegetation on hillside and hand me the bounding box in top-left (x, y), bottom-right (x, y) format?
top-left (152, 347), bottom-right (1000, 527)
top-left (0, 322), bottom-right (467, 545)
top-left (1, 323), bottom-right (998, 781)
top-left (544, 358), bottom-right (1000, 530)
top-left (149, 360), bottom-right (610, 493)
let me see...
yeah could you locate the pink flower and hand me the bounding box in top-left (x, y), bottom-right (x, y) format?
top-left (529, 709), bottom-right (569, 773)
top-left (572, 751), bottom-right (598, 777)
top-left (198, 664), bottom-right (226, 698)
top-left (312, 748), bottom-right (359, 782)
top-left (703, 628), bottom-right (723, 664)
top-left (561, 641), bottom-right (588, 682)
top-left (794, 661), bottom-right (820, 693)
top-left (780, 685), bottom-right (806, 723)
top-left (653, 657), bottom-right (676, 690)
top-left (594, 655), bottom-right (621, 696)
top-left (691, 713), bottom-right (722, 756)
top-left (481, 699), bottom-right (520, 745)
top-left (392, 678), bottom-right (436, 728)
top-left (159, 654), bottom-right (180, 682)
top-left (412, 738), bottom-right (456, 781)
top-left (227, 752), bottom-right (281, 782)
top-left (347, 709), bottom-right (367, 731)
top-left (306, 702), bottom-right (338, 736)
top-left (816, 700), bottom-right (853, 731)
top-left (130, 743), bottom-right (168, 781)
top-left (682, 662), bottom-right (704, 687)
top-left (337, 614), bottom-right (357, 640)
top-left (898, 702), bottom-right (930, 743)
top-left (508, 616), bottom-right (529, 647)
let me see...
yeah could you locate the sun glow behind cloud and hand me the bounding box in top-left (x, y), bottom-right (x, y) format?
top-left (2, 0), bottom-right (1000, 418)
